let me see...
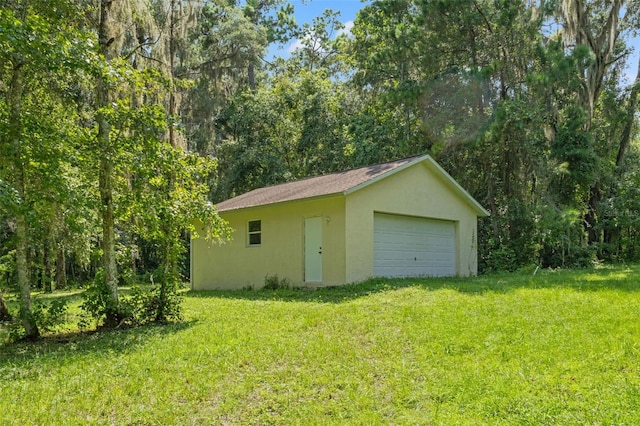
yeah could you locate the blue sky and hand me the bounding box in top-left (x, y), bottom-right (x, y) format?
top-left (268, 0), bottom-right (370, 57)
top-left (275, 0), bottom-right (639, 83)
top-left (290, 0), bottom-right (370, 23)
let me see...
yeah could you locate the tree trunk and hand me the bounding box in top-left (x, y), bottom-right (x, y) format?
top-left (97, 0), bottom-right (120, 326)
top-left (156, 0), bottom-right (182, 323)
top-left (34, 247), bottom-right (43, 291)
top-left (602, 54), bottom-right (640, 251)
top-left (586, 183), bottom-right (601, 245)
top-left (8, 60), bottom-right (40, 339)
top-left (15, 213), bottom-right (39, 338)
top-left (561, 0), bottom-right (623, 129)
top-left (248, 63), bottom-right (256, 90)
top-left (99, 148), bottom-right (119, 326)
top-left (43, 238), bottom-right (53, 293)
top-left (55, 245), bottom-right (67, 290)
top-left (169, 0), bottom-right (178, 149)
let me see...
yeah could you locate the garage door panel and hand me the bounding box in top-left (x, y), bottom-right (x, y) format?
top-left (374, 213), bottom-right (456, 278)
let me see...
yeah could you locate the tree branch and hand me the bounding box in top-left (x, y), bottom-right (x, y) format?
top-left (122, 35), bottom-right (163, 62)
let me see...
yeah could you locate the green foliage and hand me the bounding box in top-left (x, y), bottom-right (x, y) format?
top-left (215, 67), bottom-right (356, 199)
top-left (244, 0), bottom-right (297, 44)
top-left (481, 239), bottom-right (518, 273)
top-left (79, 270), bottom-right (124, 329)
top-left (0, 249), bottom-right (16, 290)
top-left (32, 299), bottom-right (68, 334)
top-left (6, 298), bottom-right (68, 341)
top-left (80, 272), bottom-right (184, 328)
top-left (550, 105), bottom-right (596, 205)
top-left (288, 9), bottom-right (346, 74)
top-left (263, 274), bottom-right (290, 290)
top-left (0, 0), bottom-right (97, 339)
top-left (593, 146), bottom-right (640, 261)
top-left (123, 284), bottom-right (184, 325)
top-left (533, 205), bottom-right (594, 268)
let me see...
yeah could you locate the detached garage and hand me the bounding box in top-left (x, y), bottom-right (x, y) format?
top-left (191, 155), bottom-right (489, 290)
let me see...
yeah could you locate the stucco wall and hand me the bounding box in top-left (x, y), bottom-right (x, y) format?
top-left (191, 196), bottom-right (346, 290)
top-left (344, 162), bottom-right (480, 283)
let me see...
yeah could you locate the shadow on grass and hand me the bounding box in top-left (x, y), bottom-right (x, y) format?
top-left (0, 320), bottom-right (198, 377)
top-left (187, 264), bottom-right (640, 304)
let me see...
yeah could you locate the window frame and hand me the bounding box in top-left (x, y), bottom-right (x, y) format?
top-left (247, 220), bottom-right (262, 247)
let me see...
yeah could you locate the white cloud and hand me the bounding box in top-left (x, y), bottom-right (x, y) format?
top-left (338, 20), bottom-right (354, 37)
top-left (287, 38), bottom-right (305, 54)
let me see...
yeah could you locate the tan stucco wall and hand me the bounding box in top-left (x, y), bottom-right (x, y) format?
top-left (191, 196), bottom-right (346, 290)
top-left (345, 162), bottom-right (480, 283)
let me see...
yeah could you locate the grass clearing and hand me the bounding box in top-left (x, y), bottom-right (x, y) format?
top-left (2, 265), bottom-right (640, 424)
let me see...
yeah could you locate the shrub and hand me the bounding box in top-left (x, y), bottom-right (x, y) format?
top-left (6, 299), bottom-right (68, 341)
top-left (80, 270), bottom-right (184, 328)
top-left (122, 284), bottom-right (183, 325)
top-left (32, 299), bottom-right (68, 333)
top-left (481, 239), bottom-right (518, 272)
top-left (79, 269), bottom-right (126, 329)
top-left (263, 274), bottom-right (290, 290)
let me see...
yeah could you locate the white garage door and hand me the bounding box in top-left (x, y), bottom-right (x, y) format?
top-left (374, 213), bottom-right (456, 278)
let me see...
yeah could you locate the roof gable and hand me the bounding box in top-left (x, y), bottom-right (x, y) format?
top-left (216, 155), bottom-right (489, 216)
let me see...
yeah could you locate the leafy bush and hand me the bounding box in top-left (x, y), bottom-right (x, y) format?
top-left (79, 269), bottom-right (125, 329)
top-left (6, 299), bottom-right (68, 341)
top-left (0, 249), bottom-right (16, 290)
top-left (263, 274), bottom-right (290, 290)
top-left (33, 299), bottom-right (68, 333)
top-left (480, 239), bottom-right (518, 272)
top-left (80, 269), bottom-right (184, 328)
top-left (123, 284), bottom-right (183, 325)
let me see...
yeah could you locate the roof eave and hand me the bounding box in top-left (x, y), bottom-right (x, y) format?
top-left (216, 192), bottom-right (345, 213)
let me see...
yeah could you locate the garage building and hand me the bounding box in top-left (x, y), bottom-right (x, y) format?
top-left (191, 155), bottom-right (489, 290)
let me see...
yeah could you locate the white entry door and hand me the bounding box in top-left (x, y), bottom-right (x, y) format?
top-left (374, 213), bottom-right (456, 278)
top-left (304, 217), bottom-right (323, 282)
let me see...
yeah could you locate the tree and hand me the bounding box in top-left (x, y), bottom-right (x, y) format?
top-left (242, 0), bottom-right (296, 88)
top-left (0, 0), bottom-right (93, 338)
top-left (76, 0), bottom-right (232, 326)
top-left (554, 0), bottom-right (639, 244)
top-left (287, 9), bottom-right (347, 74)
top-left (344, 0), bottom-right (640, 267)
top-left (181, 2), bottom-right (267, 156)
top-left (215, 14), bottom-right (360, 200)
top-left (94, 0), bottom-right (125, 326)
top-left (349, 0), bottom-right (428, 154)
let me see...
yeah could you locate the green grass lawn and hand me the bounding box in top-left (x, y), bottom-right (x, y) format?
top-left (2, 265), bottom-right (640, 425)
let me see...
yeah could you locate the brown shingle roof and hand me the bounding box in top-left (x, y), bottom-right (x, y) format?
top-left (216, 156), bottom-right (423, 212)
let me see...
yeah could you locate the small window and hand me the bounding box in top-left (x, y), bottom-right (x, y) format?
top-left (248, 220), bottom-right (261, 246)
